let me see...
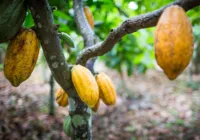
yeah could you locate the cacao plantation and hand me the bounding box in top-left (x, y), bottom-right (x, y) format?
top-left (0, 0), bottom-right (200, 140)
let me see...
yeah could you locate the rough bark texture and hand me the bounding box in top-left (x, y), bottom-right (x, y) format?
top-left (49, 74), bottom-right (55, 116)
top-left (76, 0), bottom-right (200, 65)
top-left (27, 0), bottom-right (73, 95)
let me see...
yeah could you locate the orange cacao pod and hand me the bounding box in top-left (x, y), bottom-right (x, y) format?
top-left (71, 65), bottom-right (99, 107)
top-left (55, 88), bottom-right (68, 107)
top-left (155, 5), bottom-right (193, 80)
top-left (84, 6), bottom-right (94, 29)
top-left (96, 72), bottom-right (116, 105)
top-left (4, 28), bottom-right (40, 86)
top-left (92, 99), bottom-right (100, 112)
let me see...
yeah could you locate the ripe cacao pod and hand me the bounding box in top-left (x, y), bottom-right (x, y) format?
top-left (63, 116), bottom-right (71, 137)
top-left (4, 28), bottom-right (40, 87)
top-left (84, 6), bottom-right (94, 29)
top-left (92, 99), bottom-right (100, 112)
top-left (154, 5), bottom-right (193, 80)
top-left (55, 88), bottom-right (69, 107)
top-left (71, 65), bottom-right (99, 107)
top-left (96, 72), bottom-right (116, 105)
top-left (0, 0), bottom-right (26, 43)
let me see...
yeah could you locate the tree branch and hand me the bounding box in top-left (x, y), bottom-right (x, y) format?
top-left (27, 0), bottom-right (74, 95)
top-left (73, 0), bottom-right (94, 48)
top-left (77, 0), bottom-right (200, 65)
top-left (73, 0), bottom-right (96, 73)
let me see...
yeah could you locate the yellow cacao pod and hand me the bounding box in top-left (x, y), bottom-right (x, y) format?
top-left (4, 28), bottom-right (40, 86)
top-left (71, 65), bottom-right (99, 107)
top-left (96, 72), bottom-right (116, 105)
top-left (84, 6), bottom-right (94, 29)
top-left (56, 88), bottom-right (68, 107)
top-left (155, 5), bottom-right (193, 80)
top-left (92, 99), bottom-right (100, 112)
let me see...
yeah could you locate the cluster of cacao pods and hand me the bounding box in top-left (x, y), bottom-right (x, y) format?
top-left (155, 5), bottom-right (194, 80)
top-left (55, 65), bottom-right (117, 112)
top-left (72, 65), bottom-right (117, 111)
top-left (61, 65), bottom-right (117, 137)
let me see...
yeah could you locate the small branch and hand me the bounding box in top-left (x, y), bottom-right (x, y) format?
top-left (73, 0), bottom-right (94, 48)
top-left (77, 0), bottom-right (200, 65)
top-left (27, 0), bottom-right (73, 95)
top-left (73, 0), bottom-right (96, 73)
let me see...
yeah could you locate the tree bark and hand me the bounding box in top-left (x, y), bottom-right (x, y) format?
top-left (49, 74), bottom-right (55, 116)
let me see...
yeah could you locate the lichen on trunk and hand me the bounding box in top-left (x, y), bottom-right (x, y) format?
top-left (69, 92), bottom-right (92, 140)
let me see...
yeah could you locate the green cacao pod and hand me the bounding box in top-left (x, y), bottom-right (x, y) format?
top-left (63, 116), bottom-right (71, 137)
top-left (0, 0), bottom-right (26, 43)
top-left (59, 32), bottom-right (75, 48)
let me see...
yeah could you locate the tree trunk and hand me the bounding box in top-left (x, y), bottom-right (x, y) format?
top-left (49, 74), bottom-right (55, 116)
top-left (69, 92), bottom-right (92, 140)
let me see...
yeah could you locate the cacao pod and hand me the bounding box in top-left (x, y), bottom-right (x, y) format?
top-left (55, 88), bottom-right (68, 107)
top-left (71, 65), bottom-right (99, 107)
top-left (0, 0), bottom-right (26, 43)
top-left (154, 5), bottom-right (193, 80)
top-left (59, 32), bottom-right (75, 48)
top-left (4, 28), bottom-right (40, 87)
top-left (84, 6), bottom-right (94, 29)
top-left (63, 116), bottom-right (71, 137)
top-left (92, 99), bottom-right (100, 112)
top-left (96, 72), bottom-right (116, 105)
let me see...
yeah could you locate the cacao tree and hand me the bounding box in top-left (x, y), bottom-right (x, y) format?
top-left (0, 0), bottom-right (200, 140)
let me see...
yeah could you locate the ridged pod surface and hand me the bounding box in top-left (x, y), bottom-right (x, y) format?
top-left (96, 72), bottom-right (116, 105)
top-left (155, 5), bottom-right (193, 80)
top-left (92, 99), bottom-right (100, 112)
top-left (55, 88), bottom-right (68, 107)
top-left (84, 6), bottom-right (94, 29)
top-left (63, 116), bottom-right (71, 137)
top-left (71, 65), bottom-right (99, 107)
top-left (4, 28), bottom-right (40, 86)
top-left (0, 0), bottom-right (26, 43)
